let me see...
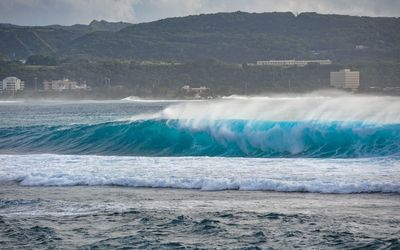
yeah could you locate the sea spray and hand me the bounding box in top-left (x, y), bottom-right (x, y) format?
top-left (1, 94), bottom-right (400, 157)
top-left (159, 94), bottom-right (400, 123)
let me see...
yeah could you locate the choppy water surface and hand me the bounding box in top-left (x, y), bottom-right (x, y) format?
top-left (1, 186), bottom-right (400, 249)
top-left (1, 95), bottom-right (400, 248)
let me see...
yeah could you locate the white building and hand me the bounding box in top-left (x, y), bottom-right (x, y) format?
top-left (256, 59), bottom-right (332, 67)
top-left (2, 77), bottom-right (25, 91)
top-left (181, 85), bottom-right (210, 98)
top-left (182, 85), bottom-right (209, 93)
top-left (330, 69), bottom-right (360, 91)
top-left (43, 79), bottom-right (88, 91)
top-left (355, 45), bottom-right (368, 50)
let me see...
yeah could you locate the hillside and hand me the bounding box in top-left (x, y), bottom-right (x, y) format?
top-left (1, 12), bottom-right (399, 63)
top-left (0, 20), bottom-right (132, 60)
top-left (53, 12), bottom-right (400, 63)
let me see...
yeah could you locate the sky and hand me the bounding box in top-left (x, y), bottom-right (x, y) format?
top-left (0, 0), bottom-right (399, 26)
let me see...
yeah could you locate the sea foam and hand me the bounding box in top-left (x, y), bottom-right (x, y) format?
top-left (0, 154), bottom-right (399, 193)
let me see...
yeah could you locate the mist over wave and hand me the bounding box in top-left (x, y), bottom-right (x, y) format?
top-left (154, 93), bottom-right (400, 124)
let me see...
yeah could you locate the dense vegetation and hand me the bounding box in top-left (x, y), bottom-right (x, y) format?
top-left (0, 20), bottom-right (131, 60)
top-left (1, 12), bottom-right (399, 98)
top-left (1, 59), bottom-right (399, 98)
top-left (1, 12), bottom-right (399, 63)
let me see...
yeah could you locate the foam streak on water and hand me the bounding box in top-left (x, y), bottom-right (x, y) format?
top-left (0, 154), bottom-right (399, 193)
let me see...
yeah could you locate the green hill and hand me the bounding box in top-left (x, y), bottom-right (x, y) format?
top-left (62, 12), bottom-right (400, 63)
top-left (0, 20), bottom-right (132, 60)
top-left (1, 12), bottom-right (399, 63)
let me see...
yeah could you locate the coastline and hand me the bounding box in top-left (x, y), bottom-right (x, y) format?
top-left (1, 89), bottom-right (400, 103)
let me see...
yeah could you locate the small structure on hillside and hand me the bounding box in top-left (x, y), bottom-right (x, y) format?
top-left (181, 85), bottom-right (210, 98)
top-left (330, 69), bottom-right (360, 91)
top-left (2, 77), bottom-right (24, 92)
top-left (355, 45), bottom-right (368, 50)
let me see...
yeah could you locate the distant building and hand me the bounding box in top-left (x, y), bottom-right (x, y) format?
top-left (383, 86), bottom-right (400, 93)
top-left (43, 79), bottom-right (88, 91)
top-left (2, 77), bottom-right (24, 91)
top-left (256, 59), bottom-right (332, 67)
top-left (355, 45), bottom-right (368, 50)
top-left (181, 85), bottom-right (210, 98)
top-left (182, 85), bottom-right (209, 93)
top-left (330, 69), bottom-right (360, 91)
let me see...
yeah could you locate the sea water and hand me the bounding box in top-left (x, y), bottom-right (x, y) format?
top-left (0, 95), bottom-right (399, 248)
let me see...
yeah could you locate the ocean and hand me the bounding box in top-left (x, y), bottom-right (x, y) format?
top-left (0, 94), bottom-right (400, 249)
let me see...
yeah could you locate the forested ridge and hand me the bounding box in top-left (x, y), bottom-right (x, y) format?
top-left (1, 12), bottom-right (399, 98)
top-left (1, 12), bottom-right (399, 63)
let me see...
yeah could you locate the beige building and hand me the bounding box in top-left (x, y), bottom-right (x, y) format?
top-left (43, 79), bottom-right (88, 91)
top-left (181, 85), bottom-right (210, 98)
top-left (256, 59), bottom-right (332, 67)
top-left (2, 77), bottom-right (24, 91)
top-left (330, 69), bottom-right (360, 91)
top-left (182, 85), bottom-right (209, 92)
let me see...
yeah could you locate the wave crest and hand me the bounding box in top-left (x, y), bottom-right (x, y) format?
top-left (1, 119), bottom-right (399, 157)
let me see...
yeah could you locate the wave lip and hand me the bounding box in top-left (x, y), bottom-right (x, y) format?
top-left (0, 154), bottom-right (399, 194)
top-left (0, 119), bottom-right (399, 158)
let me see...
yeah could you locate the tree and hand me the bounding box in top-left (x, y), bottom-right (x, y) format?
top-left (26, 55), bottom-right (58, 66)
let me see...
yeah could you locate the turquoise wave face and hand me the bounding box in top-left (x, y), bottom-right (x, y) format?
top-left (0, 119), bottom-right (399, 158)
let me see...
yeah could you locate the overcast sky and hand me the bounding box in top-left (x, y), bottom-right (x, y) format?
top-left (0, 0), bottom-right (399, 26)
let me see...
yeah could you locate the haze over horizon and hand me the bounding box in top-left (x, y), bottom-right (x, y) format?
top-left (0, 0), bottom-right (399, 26)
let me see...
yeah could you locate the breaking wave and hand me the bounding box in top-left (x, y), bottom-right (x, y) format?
top-left (1, 154), bottom-right (399, 193)
top-left (1, 94), bottom-right (400, 158)
top-left (0, 119), bottom-right (399, 158)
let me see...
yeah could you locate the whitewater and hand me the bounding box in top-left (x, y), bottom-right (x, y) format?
top-left (0, 93), bottom-right (399, 193)
top-left (1, 154), bottom-right (399, 193)
top-left (1, 94), bottom-right (400, 248)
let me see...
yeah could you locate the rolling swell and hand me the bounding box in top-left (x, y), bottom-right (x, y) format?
top-left (0, 119), bottom-right (399, 157)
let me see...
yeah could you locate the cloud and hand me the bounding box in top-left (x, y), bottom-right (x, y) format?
top-left (0, 0), bottom-right (137, 25)
top-left (0, 0), bottom-right (398, 26)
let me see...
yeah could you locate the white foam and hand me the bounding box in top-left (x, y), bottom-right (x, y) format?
top-left (0, 154), bottom-right (399, 193)
top-left (0, 199), bottom-right (132, 217)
